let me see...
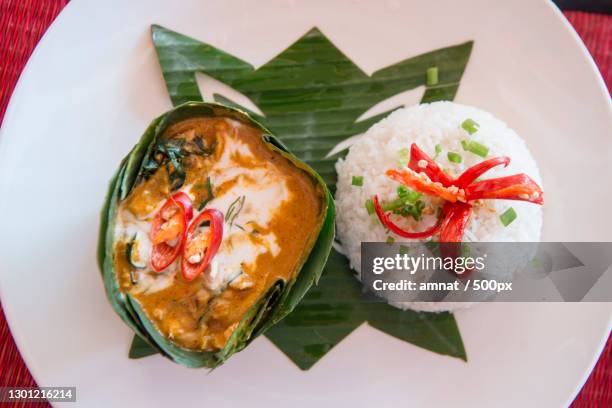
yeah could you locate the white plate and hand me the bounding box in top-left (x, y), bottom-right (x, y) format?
top-left (1, 0), bottom-right (611, 407)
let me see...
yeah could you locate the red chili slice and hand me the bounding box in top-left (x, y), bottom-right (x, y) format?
top-left (464, 174), bottom-right (544, 204)
top-left (149, 192), bottom-right (194, 272)
top-left (171, 191), bottom-right (193, 221)
top-left (407, 143), bottom-right (454, 187)
top-left (454, 156), bottom-right (511, 188)
top-left (181, 208), bottom-right (224, 281)
top-left (373, 195), bottom-right (443, 239)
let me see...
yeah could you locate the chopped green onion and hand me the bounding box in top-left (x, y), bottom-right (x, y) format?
top-left (399, 245), bottom-right (410, 255)
top-left (398, 147), bottom-right (410, 167)
top-left (500, 207), bottom-right (517, 226)
top-left (379, 194), bottom-right (426, 221)
top-left (426, 66), bottom-right (439, 86)
top-left (382, 198), bottom-right (405, 212)
top-left (397, 186), bottom-right (422, 203)
top-left (434, 144), bottom-right (442, 159)
top-left (386, 236), bottom-right (395, 244)
top-left (352, 175), bottom-right (364, 186)
top-left (461, 139), bottom-right (489, 157)
top-left (414, 200), bottom-right (426, 220)
top-left (392, 200), bottom-right (425, 221)
top-left (461, 118), bottom-right (480, 135)
top-left (407, 190), bottom-right (422, 203)
top-left (447, 152), bottom-right (462, 163)
top-left (365, 199), bottom-right (375, 215)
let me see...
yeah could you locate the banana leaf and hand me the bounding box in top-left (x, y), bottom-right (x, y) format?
top-left (148, 25), bottom-right (471, 368)
top-left (98, 102), bottom-right (335, 368)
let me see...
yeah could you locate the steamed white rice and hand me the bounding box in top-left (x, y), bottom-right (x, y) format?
top-left (334, 101), bottom-right (543, 312)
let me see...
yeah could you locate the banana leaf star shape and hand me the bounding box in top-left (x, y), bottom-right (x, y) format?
top-left (143, 24), bottom-right (473, 369)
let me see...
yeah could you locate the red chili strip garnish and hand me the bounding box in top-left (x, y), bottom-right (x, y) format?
top-left (407, 143), bottom-right (454, 187)
top-left (439, 202), bottom-right (473, 243)
top-left (383, 143), bottom-right (544, 244)
top-left (373, 195), bottom-right (443, 239)
top-left (465, 174), bottom-right (544, 204)
top-left (438, 202), bottom-right (474, 275)
top-left (150, 192), bottom-right (194, 272)
top-left (181, 208), bottom-right (224, 281)
top-left (386, 168), bottom-right (464, 202)
top-left (454, 156), bottom-right (510, 188)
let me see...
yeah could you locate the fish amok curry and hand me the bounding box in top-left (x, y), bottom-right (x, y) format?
top-left (109, 105), bottom-right (328, 353)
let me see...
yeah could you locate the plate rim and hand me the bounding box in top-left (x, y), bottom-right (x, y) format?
top-left (537, 2), bottom-right (612, 403)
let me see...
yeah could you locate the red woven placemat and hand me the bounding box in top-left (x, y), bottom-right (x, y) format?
top-left (0, 2), bottom-right (610, 406)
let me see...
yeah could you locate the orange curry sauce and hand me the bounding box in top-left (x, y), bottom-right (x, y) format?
top-left (114, 117), bottom-right (325, 350)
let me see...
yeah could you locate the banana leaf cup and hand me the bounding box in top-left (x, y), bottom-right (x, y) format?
top-left (97, 102), bottom-right (335, 368)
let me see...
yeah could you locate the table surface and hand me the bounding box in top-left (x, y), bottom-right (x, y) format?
top-left (0, 1), bottom-right (610, 407)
